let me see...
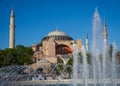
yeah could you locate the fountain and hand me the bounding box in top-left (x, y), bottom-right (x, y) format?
top-left (71, 7), bottom-right (120, 86)
top-left (0, 8), bottom-right (120, 86)
top-left (72, 43), bottom-right (79, 86)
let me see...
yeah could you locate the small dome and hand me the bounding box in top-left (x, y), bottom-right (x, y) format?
top-left (47, 29), bottom-right (68, 36)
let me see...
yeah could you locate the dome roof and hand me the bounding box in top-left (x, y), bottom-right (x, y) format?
top-left (47, 29), bottom-right (68, 36)
top-left (42, 29), bottom-right (73, 41)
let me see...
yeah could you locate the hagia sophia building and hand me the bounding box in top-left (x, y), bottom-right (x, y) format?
top-left (9, 8), bottom-right (108, 66)
top-left (32, 29), bottom-right (82, 64)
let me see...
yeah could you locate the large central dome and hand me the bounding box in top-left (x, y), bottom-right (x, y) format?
top-left (47, 29), bottom-right (68, 36)
top-left (42, 29), bottom-right (73, 41)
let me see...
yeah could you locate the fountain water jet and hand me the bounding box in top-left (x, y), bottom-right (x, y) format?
top-left (72, 43), bottom-right (79, 86)
top-left (82, 46), bottom-right (88, 86)
top-left (111, 43), bottom-right (117, 86)
top-left (92, 7), bottom-right (103, 86)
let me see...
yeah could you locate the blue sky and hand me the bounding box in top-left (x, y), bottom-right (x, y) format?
top-left (0, 0), bottom-right (120, 51)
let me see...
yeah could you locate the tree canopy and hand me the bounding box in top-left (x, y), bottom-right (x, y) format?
top-left (0, 45), bottom-right (34, 67)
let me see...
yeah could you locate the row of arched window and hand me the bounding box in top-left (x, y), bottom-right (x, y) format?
top-left (42, 36), bottom-right (73, 41)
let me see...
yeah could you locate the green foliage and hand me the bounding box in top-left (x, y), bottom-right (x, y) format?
top-left (78, 52), bottom-right (82, 63)
top-left (15, 45), bottom-right (34, 65)
top-left (0, 45), bottom-right (34, 67)
top-left (55, 57), bottom-right (64, 75)
top-left (65, 56), bottom-right (73, 74)
top-left (66, 55), bottom-right (73, 66)
top-left (117, 50), bottom-right (120, 58)
top-left (57, 57), bottom-right (63, 63)
top-left (117, 50), bottom-right (120, 64)
top-left (86, 53), bottom-right (92, 65)
top-left (78, 52), bottom-right (91, 65)
top-left (0, 50), bottom-right (5, 66)
top-left (55, 52), bottom-right (92, 75)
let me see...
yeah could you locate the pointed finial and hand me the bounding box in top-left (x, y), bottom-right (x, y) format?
top-left (12, 4), bottom-right (14, 10)
top-left (95, 6), bottom-right (98, 12)
top-left (86, 33), bottom-right (88, 39)
top-left (104, 17), bottom-right (106, 27)
top-left (56, 26), bottom-right (59, 31)
top-left (95, 6), bottom-right (98, 10)
top-left (11, 6), bottom-right (15, 17)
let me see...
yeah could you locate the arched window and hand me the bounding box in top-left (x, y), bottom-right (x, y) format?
top-left (56, 44), bottom-right (72, 55)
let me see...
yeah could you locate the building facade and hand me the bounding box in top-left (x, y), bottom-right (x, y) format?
top-left (32, 29), bottom-right (82, 64)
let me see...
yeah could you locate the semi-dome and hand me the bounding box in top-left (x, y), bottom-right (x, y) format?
top-left (42, 29), bottom-right (73, 41)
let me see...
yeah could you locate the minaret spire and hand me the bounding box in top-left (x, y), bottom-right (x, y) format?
top-left (9, 7), bottom-right (16, 48)
top-left (104, 17), bottom-right (106, 27)
top-left (86, 33), bottom-right (89, 53)
top-left (56, 26), bottom-right (59, 32)
top-left (103, 18), bottom-right (108, 41)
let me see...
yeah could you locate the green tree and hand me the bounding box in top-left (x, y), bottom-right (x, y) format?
top-left (3, 48), bottom-right (18, 65)
top-left (86, 53), bottom-right (92, 65)
top-left (15, 45), bottom-right (34, 65)
top-left (78, 52), bottom-right (82, 63)
top-left (117, 50), bottom-right (120, 64)
top-left (0, 45), bottom-right (34, 67)
top-left (66, 55), bottom-right (73, 66)
top-left (78, 52), bottom-right (91, 65)
top-left (0, 49), bottom-right (5, 67)
top-left (66, 55), bottom-right (73, 74)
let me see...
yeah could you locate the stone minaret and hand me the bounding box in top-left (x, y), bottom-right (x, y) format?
top-left (103, 18), bottom-right (108, 41)
top-left (9, 8), bottom-right (15, 48)
top-left (86, 33), bottom-right (89, 53)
